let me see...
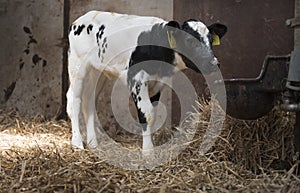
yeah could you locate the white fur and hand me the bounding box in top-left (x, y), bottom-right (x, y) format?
top-left (187, 21), bottom-right (211, 47)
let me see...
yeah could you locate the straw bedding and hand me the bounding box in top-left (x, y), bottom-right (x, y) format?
top-left (0, 100), bottom-right (299, 192)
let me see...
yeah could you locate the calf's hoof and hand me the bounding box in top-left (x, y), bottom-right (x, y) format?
top-left (87, 138), bottom-right (98, 149)
top-left (72, 143), bottom-right (84, 150)
top-left (72, 138), bottom-right (84, 150)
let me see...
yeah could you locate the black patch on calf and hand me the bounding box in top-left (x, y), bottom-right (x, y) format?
top-left (96, 26), bottom-right (106, 59)
top-left (138, 109), bottom-right (147, 132)
top-left (127, 23), bottom-right (176, 88)
top-left (87, 24), bottom-right (93, 34)
top-left (96, 25), bottom-right (105, 45)
top-left (69, 25), bottom-right (73, 34)
top-left (132, 93), bottom-right (147, 131)
top-left (102, 37), bottom-right (107, 48)
top-left (135, 82), bottom-right (141, 96)
top-left (132, 94), bottom-right (137, 103)
top-left (99, 25), bottom-right (105, 39)
top-left (74, 24), bottom-right (85, 36)
top-left (101, 38), bottom-right (107, 55)
top-left (150, 92), bottom-right (161, 106)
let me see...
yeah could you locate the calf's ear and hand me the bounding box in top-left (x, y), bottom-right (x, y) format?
top-left (166, 21), bottom-right (180, 29)
top-left (208, 23), bottom-right (227, 46)
top-left (208, 23), bottom-right (227, 38)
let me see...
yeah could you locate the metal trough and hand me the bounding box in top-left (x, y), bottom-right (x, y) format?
top-left (215, 55), bottom-right (290, 120)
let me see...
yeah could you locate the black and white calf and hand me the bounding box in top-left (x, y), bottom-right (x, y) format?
top-left (67, 11), bottom-right (227, 155)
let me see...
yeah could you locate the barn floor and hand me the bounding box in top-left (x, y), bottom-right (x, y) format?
top-left (0, 101), bottom-right (300, 193)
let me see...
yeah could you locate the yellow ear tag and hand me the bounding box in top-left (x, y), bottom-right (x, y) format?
top-left (212, 33), bottom-right (220, 46)
top-left (167, 31), bottom-right (176, 49)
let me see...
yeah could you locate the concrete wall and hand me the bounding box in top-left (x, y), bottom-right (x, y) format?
top-left (0, 0), bottom-right (64, 118)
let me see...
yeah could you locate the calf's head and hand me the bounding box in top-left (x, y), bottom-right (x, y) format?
top-left (167, 20), bottom-right (227, 74)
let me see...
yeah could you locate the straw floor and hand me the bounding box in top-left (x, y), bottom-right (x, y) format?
top-left (0, 100), bottom-right (299, 192)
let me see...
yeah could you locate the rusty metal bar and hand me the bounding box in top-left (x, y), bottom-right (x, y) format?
top-left (58, 0), bottom-right (70, 120)
top-left (215, 55), bottom-right (290, 84)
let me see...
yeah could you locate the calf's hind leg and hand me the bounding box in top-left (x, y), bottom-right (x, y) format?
top-left (81, 67), bottom-right (104, 149)
top-left (67, 52), bottom-right (87, 149)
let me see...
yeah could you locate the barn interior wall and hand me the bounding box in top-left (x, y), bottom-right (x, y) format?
top-left (0, 0), bottom-right (64, 118)
top-left (174, 0), bottom-right (294, 78)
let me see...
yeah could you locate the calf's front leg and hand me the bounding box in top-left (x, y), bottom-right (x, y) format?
top-left (131, 81), bottom-right (155, 156)
top-left (67, 79), bottom-right (84, 149)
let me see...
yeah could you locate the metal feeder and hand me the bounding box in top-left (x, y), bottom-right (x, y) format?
top-left (216, 0), bottom-right (300, 155)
